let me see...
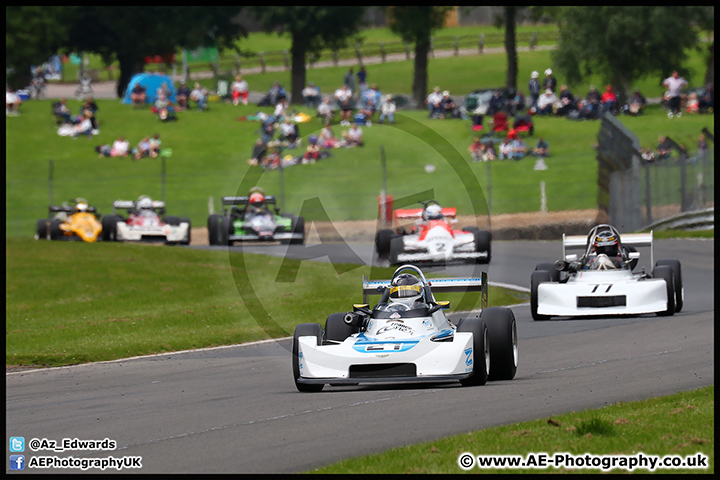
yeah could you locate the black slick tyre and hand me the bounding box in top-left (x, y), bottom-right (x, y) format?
top-left (482, 307), bottom-right (518, 381)
top-left (292, 323), bottom-right (325, 392)
top-left (653, 265), bottom-right (675, 316)
top-left (531, 270), bottom-right (552, 321)
top-left (655, 259), bottom-right (683, 313)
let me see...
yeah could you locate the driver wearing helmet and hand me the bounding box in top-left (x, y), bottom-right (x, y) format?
top-left (386, 273), bottom-right (426, 311)
top-left (246, 187), bottom-right (270, 217)
top-left (73, 198), bottom-right (89, 213)
top-left (424, 204), bottom-right (443, 220)
top-left (589, 229), bottom-right (622, 269)
top-left (135, 195), bottom-right (155, 217)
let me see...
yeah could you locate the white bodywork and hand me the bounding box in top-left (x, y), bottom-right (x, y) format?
top-left (297, 267), bottom-right (488, 385)
top-left (116, 221), bottom-right (190, 242)
top-left (537, 269), bottom-right (669, 317)
top-left (537, 228), bottom-right (676, 317)
top-left (397, 226), bottom-right (486, 264)
top-left (298, 313), bottom-right (475, 383)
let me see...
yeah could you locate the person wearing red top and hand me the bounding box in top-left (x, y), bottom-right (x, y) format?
top-left (600, 85), bottom-right (617, 115)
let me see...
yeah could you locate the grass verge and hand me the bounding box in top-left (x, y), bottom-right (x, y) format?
top-left (310, 385), bottom-right (714, 474)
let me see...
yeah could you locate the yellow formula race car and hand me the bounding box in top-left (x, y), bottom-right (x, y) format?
top-left (36, 198), bottom-right (104, 243)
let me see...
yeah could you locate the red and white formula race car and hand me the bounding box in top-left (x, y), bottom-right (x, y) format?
top-left (101, 195), bottom-right (191, 245)
top-left (375, 200), bottom-right (491, 265)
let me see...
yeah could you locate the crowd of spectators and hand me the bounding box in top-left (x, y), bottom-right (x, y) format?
top-left (96, 133), bottom-right (164, 160)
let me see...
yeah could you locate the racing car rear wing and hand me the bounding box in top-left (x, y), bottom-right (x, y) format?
top-left (222, 195), bottom-right (278, 206)
top-left (394, 207), bottom-right (457, 220)
top-left (112, 200), bottom-right (165, 213)
top-left (362, 271), bottom-right (487, 310)
top-left (563, 231), bottom-right (654, 265)
top-left (50, 205), bottom-right (98, 213)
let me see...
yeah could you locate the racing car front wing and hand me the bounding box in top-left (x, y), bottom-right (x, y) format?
top-left (537, 275), bottom-right (669, 317)
top-left (228, 232), bottom-right (303, 242)
top-left (296, 332), bottom-right (475, 385)
top-left (116, 223), bottom-right (190, 243)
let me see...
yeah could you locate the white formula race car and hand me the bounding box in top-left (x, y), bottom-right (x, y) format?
top-left (375, 200), bottom-right (491, 265)
top-left (530, 224), bottom-right (683, 320)
top-left (102, 196), bottom-right (191, 245)
top-left (292, 265), bottom-right (518, 392)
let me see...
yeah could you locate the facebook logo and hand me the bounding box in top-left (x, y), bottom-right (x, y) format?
top-left (9, 436), bottom-right (25, 452)
top-left (9, 454), bottom-right (25, 470)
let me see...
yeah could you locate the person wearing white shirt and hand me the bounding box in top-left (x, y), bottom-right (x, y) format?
top-left (379, 95), bottom-right (396, 124)
top-left (536, 89), bottom-right (558, 115)
top-left (111, 137), bottom-right (130, 157)
top-left (334, 85), bottom-right (354, 126)
top-left (273, 98), bottom-right (287, 121)
top-left (231, 74), bottom-right (249, 106)
top-left (346, 124), bottom-right (363, 147)
top-left (317, 97), bottom-right (334, 124)
top-left (6, 87), bottom-right (21, 116)
top-left (302, 82), bottom-right (321, 107)
top-left (662, 70), bottom-right (688, 118)
top-left (425, 86), bottom-right (443, 118)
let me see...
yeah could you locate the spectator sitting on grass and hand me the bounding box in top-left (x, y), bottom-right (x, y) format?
top-left (248, 138), bottom-right (267, 166)
top-left (468, 137), bottom-right (484, 162)
top-left (532, 137), bottom-right (549, 157)
top-left (231, 74), bottom-right (249, 106)
top-left (190, 83), bottom-right (208, 111)
top-left (54, 98), bottom-right (73, 124)
top-left (656, 136), bottom-right (672, 160)
top-left (482, 141), bottom-right (497, 162)
top-left (511, 136), bottom-right (527, 160)
top-left (317, 97), bottom-right (335, 125)
top-left (302, 82), bottom-right (321, 108)
top-left (175, 80), bottom-right (190, 111)
top-left (358, 97), bottom-right (376, 127)
top-left (537, 89), bottom-right (557, 116)
top-left (134, 137), bottom-right (151, 160)
top-left (425, 86), bottom-right (443, 118)
top-left (302, 135), bottom-right (320, 164)
top-left (440, 91), bottom-right (456, 118)
top-left (498, 138), bottom-right (513, 159)
top-left (73, 110), bottom-right (94, 138)
top-left (345, 124), bottom-right (364, 147)
top-left (152, 93), bottom-right (176, 121)
top-left (278, 117), bottom-right (300, 147)
top-left (130, 83), bottom-right (147, 108)
top-left (319, 122), bottom-right (337, 149)
top-left (149, 133), bottom-right (162, 158)
top-left (111, 136), bottom-right (130, 157)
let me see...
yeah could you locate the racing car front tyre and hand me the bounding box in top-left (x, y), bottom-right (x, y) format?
top-left (49, 220), bottom-right (64, 241)
top-left (652, 265), bottom-right (676, 316)
top-left (325, 313), bottom-right (355, 343)
top-left (482, 307), bottom-right (518, 381)
top-left (292, 323), bottom-right (325, 392)
top-left (530, 270), bottom-right (552, 321)
top-left (101, 215), bottom-right (120, 241)
top-left (655, 259), bottom-right (683, 313)
top-left (458, 318), bottom-right (489, 387)
top-left (36, 219), bottom-right (48, 240)
top-left (375, 229), bottom-right (394, 257)
top-left (207, 214), bottom-right (223, 246)
top-left (474, 230), bottom-right (492, 264)
top-left (290, 215), bottom-right (305, 245)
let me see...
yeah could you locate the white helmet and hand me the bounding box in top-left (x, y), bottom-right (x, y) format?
top-left (74, 198), bottom-right (89, 213)
top-left (531, 71), bottom-right (539, 79)
top-left (136, 195), bottom-right (153, 211)
top-left (425, 204), bottom-right (443, 220)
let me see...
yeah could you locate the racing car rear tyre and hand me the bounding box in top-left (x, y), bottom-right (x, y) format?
top-left (101, 215), bottom-right (120, 241)
top-left (475, 230), bottom-right (492, 264)
top-left (49, 220), bottom-right (64, 241)
top-left (207, 214), bottom-right (223, 246)
top-left (531, 270), bottom-right (552, 321)
top-left (655, 259), bottom-right (683, 313)
top-left (36, 219), bottom-right (48, 240)
top-left (458, 318), bottom-right (489, 387)
top-left (219, 216), bottom-right (231, 246)
top-left (375, 229), bottom-right (394, 257)
top-left (482, 307), bottom-right (518, 381)
top-left (652, 265), bottom-right (676, 316)
top-left (292, 323), bottom-right (325, 392)
top-left (535, 263), bottom-right (560, 282)
top-left (163, 216), bottom-right (181, 226)
top-left (325, 313), bottom-right (355, 342)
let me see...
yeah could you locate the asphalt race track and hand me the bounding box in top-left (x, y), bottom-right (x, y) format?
top-left (6, 239), bottom-right (714, 473)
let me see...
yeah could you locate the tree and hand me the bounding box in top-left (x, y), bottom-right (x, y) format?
top-left (250, 7), bottom-right (367, 106)
top-left (386, 6), bottom-right (453, 109)
top-left (65, 7), bottom-right (246, 97)
top-left (6, 6), bottom-right (75, 89)
top-left (550, 6), bottom-right (713, 106)
top-left (492, 7), bottom-right (519, 93)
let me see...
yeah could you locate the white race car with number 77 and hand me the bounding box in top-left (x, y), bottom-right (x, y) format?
top-left (292, 264), bottom-right (517, 392)
top-left (530, 224), bottom-right (683, 320)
